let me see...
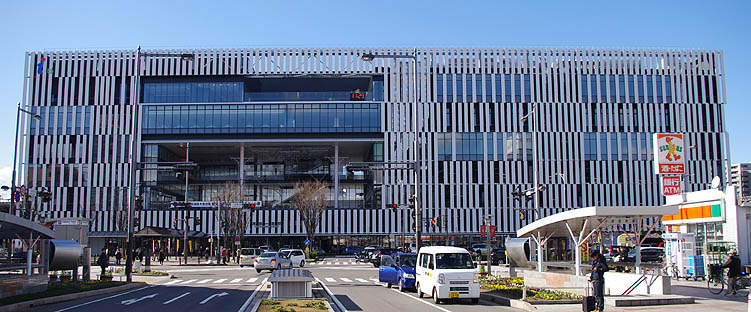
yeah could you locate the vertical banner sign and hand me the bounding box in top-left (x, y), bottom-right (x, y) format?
top-left (653, 133), bottom-right (685, 174)
top-left (480, 225), bottom-right (486, 238)
top-left (661, 176), bottom-right (682, 196)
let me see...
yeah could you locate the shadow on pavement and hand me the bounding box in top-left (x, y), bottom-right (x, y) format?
top-left (335, 295), bottom-right (363, 311)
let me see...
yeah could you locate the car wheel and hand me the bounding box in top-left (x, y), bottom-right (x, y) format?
top-left (398, 278), bottom-right (404, 292)
top-left (300, 260), bottom-right (305, 267)
top-left (471, 298), bottom-right (479, 304)
top-left (417, 283), bottom-right (423, 298)
top-left (288, 263), bottom-right (293, 269)
top-left (256, 269), bottom-right (261, 273)
top-left (433, 288), bottom-right (441, 304)
top-left (240, 265), bottom-right (244, 268)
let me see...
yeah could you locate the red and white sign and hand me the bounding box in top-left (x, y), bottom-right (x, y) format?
top-left (661, 176), bottom-right (682, 196)
top-left (480, 225), bottom-right (497, 238)
top-left (653, 133), bottom-right (685, 174)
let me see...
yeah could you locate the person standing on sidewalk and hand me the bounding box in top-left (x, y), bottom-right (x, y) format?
top-left (114, 249), bottom-right (122, 266)
top-left (96, 248), bottom-right (109, 279)
top-left (589, 250), bottom-right (609, 312)
top-left (721, 250), bottom-right (742, 295)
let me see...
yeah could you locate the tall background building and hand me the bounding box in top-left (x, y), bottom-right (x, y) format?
top-left (731, 163), bottom-right (751, 204)
top-left (15, 48), bottom-right (728, 251)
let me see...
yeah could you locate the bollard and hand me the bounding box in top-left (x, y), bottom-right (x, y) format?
top-left (82, 247), bottom-right (91, 281)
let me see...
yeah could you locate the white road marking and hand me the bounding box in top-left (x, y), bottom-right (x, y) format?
top-left (54, 285), bottom-right (155, 312)
top-left (230, 278), bottom-right (242, 283)
top-left (246, 277), bottom-right (258, 283)
top-left (355, 278), bottom-right (368, 283)
top-left (121, 293), bottom-right (158, 305)
top-left (369, 278), bottom-right (378, 282)
top-left (335, 262), bottom-right (341, 265)
top-left (162, 292), bottom-right (190, 304)
top-left (164, 280), bottom-right (182, 285)
top-left (325, 278), bottom-right (336, 282)
top-left (340, 278), bottom-right (352, 282)
top-left (391, 288), bottom-right (454, 312)
top-left (196, 279), bottom-right (212, 284)
top-left (200, 292), bottom-right (228, 304)
top-left (213, 278), bottom-right (227, 283)
top-left (180, 279), bottom-right (197, 284)
top-left (326, 262), bottom-right (332, 265)
top-left (237, 278), bottom-right (268, 312)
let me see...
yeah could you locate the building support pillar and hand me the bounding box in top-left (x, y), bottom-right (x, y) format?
top-left (334, 143), bottom-right (339, 209)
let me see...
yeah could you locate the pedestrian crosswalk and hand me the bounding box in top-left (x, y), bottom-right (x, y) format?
top-left (164, 276), bottom-right (382, 286)
top-left (308, 259), bottom-right (368, 266)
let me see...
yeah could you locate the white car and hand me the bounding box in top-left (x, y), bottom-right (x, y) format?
top-left (239, 248), bottom-right (262, 267)
top-left (415, 246), bottom-right (480, 304)
top-left (280, 249), bottom-right (306, 267)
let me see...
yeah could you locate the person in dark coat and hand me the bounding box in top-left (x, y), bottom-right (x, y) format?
top-left (159, 249), bottom-right (166, 265)
top-left (721, 250), bottom-right (742, 295)
top-left (114, 249), bottom-right (122, 265)
top-left (96, 248), bottom-right (109, 279)
top-left (589, 250), bottom-right (609, 312)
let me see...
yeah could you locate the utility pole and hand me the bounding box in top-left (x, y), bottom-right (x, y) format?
top-left (183, 142), bottom-right (190, 265)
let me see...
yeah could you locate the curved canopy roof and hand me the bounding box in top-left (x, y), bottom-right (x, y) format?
top-left (517, 205), bottom-right (679, 239)
top-left (0, 212), bottom-right (55, 239)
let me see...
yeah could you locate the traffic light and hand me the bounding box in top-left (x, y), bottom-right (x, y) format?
top-left (387, 204), bottom-right (398, 211)
top-left (408, 193), bottom-right (416, 210)
top-left (194, 217), bottom-right (201, 227)
top-left (173, 219), bottom-right (178, 227)
top-left (431, 217), bottom-right (437, 227)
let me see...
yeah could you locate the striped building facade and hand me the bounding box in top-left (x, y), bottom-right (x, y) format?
top-left (16, 48), bottom-right (728, 243)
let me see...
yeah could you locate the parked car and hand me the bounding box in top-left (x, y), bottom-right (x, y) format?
top-left (280, 248), bottom-right (306, 267)
top-left (416, 246), bottom-right (480, 304)
top-left (239, 248), bottom-right (262, 267)
top-left (254, 251), bottom-right (293, 272)
top-left (258, 245), bottom-right (276, 252)
top-left (357, 246), bottom-right (379, 262)
top-left (625, 247), bottom-right (664, 263)
top-left (370, 248), bottom-right (399, 267)
top-left (490, 248), bottom-right (506, 265)
top-left (344, 246), bottom-right (362, 255)
top-left (379, 253), bottom-right (418, 291)
top-left (409, 242), bottom-right (431, 253)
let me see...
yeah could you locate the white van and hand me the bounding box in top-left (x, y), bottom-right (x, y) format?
top-left (415, 246), bottom-right (480, 304)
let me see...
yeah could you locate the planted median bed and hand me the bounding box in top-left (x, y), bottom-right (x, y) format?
top-left (480, 276), bottom-right (582, 302)
top-left (258, 298), bottom-right (328, 312)
top-left (0, 280), bottom-right (126, 306)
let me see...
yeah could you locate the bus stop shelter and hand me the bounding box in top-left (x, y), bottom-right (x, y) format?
top-left (516, 205), bottom-right (679, 276)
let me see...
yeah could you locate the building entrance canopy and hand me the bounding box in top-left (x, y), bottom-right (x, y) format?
top-left (515, 205), bottom-right (679, 276)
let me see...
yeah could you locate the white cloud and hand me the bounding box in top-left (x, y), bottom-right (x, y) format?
top-left (0, 166), bottom-right (12, 200)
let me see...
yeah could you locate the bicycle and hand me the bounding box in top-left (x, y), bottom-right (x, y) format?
top-left (707, 264), bottom-right (751, 295)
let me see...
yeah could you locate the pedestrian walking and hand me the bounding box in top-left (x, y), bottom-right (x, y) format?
top-left (96, 248), bottom-right (109, 279)
top-left (721, 250), bottom-right (742, 295)
top-left (114, 249), bottom-right (122, 265)
top-left (159, 249), bottom-right (166, 265)
top-left (589, 250), bottom-right (609, 312)
top-left (222, 248), bottom-right (228, 264)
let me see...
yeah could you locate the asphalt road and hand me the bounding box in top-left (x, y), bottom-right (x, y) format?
top-left (29, 258), bottom-right (520, 312)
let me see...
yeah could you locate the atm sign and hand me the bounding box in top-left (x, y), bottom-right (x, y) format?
top-left (662, 176), bottom-right (682, 196)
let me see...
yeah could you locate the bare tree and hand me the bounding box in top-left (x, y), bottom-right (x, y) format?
top-left (217, 182), bottom-right (246, 261)
top-left (290, 181), bottom-right (329, 246)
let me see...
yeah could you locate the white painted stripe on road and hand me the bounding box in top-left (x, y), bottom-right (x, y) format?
top-left (391, 288), bottom-right (454, 312)
top-left (325, 278), bottom-right (336, 282)
top-left (180, 279), bottom-right (197, 284)
top-left (54, 285), bottom-right (155, 312)
top-left (355, 278), bottom-right (368, 283)
top-left (230, 278), bottom-right (242, 283)
top-left (213, 278), bottom-right (227, 283)
top-left (369, 278), bottom-right (378, 282)
top-left (335, 262), bottom-right (341, 265)
top-left (196, 279), bottom-right (212, 284)
top-left (237, 277), bottom-right (268, 312)
top-left (246, 277), bottom-right (258, 283)
top-left (340, 278), bottom-right (352, 282)
top-left (326, 262), bottom-right (332, 265)
top-left (164, 280), bottom-right (182, 285)
top-left (200, 292), bottom-right (228, 304)
top-left (163, 292), bottom-right (190, 304)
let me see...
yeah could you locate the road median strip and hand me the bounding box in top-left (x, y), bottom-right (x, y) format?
top-left (0, 282), bottom-right (148, 312)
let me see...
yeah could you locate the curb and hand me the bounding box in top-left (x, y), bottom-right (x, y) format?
top-left (0, 282), bottom-right (147, 312)
top-left (480, 292), bottom-right (537, 311)
top-left (315, 278), bottom-right (347, 312)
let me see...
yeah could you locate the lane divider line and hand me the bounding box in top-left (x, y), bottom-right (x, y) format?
top-left (315, 277), bottom-right (348, 312)
top-left (390, 288), bottom-right (454, 312)
top-left (237, 277), bottom-right (268, 312)
top-left (54, 285), bottom-right (155, 312)
top-left (163, 292), bottom-right (190, 305)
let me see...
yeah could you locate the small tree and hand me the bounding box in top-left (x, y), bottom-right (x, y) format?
top-left (290, 181), bottom-right (329, 248)
top-left (217, 182), bottom-right (246, 261)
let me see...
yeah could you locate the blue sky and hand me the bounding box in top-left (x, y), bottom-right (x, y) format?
top-left (0, 0), bottom-right (748, 190)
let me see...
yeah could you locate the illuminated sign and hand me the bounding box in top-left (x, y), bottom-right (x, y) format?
top-left (350, 92), bottom-right (366, 101)
top-left (653, 133), bottom-right (685, 174)
top-left (661, 176), bottom-right (682, 196)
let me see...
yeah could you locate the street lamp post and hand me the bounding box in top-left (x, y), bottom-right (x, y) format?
top-left (11, 102), bottom-right (41, 218)
top-left (126, 46), bottom-right (194, 282)
top-left (362, 50), bottom-right (423, 251)
top-left (521, 104), bottom-right (540, 219)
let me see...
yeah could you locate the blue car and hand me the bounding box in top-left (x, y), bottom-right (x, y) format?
top-left (378, 253), bottom-right (418, 291)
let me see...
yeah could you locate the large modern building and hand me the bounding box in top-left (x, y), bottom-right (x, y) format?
top-left (14, 47), bottom-right (728, 251)
top-left (731, 163), bottom-right (751, 204)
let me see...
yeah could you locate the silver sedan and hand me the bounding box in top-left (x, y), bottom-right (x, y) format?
top-left (255, 252), bottom-right (293, 272)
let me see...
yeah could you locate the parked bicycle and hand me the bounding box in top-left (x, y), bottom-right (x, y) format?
top-left (707, 264), bottom-right (751, 295)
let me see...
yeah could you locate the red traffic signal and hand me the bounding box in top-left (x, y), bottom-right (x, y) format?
top-left (249, 203), bottom-right (256, 209)
top-left (173, 220), bottom-right (178, 227)
top-left (387, 204), bottom-right (398, 210)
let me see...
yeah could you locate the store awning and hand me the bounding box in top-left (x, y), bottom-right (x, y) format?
top-left (134, 226), bottom-right (208, 238)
